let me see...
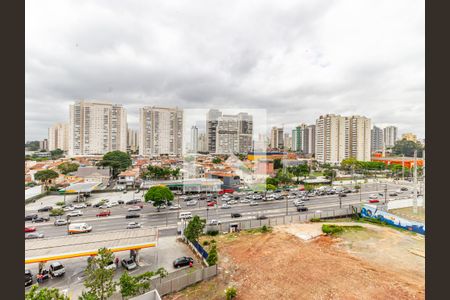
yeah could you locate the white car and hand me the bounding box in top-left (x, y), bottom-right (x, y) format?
top-left (169, 204), bottom-right (181, 210)
top-left (249, 201), bottom-right (259, 206)
top-left (186, 200), bottom-right (198, 206)
top-left (221, 203), bottom-right (231, 209)
top-left (63, 206), bottom-right (75, 212)
top-left (240, 199), bottom-right (250, 203)
top-left (287, 195), bottom-right (296, 199)
top-left (67, 210), bottom-right (83, 217)
top-left (105, 260), bottom-right (117, 271)
top-left (99, 204), bottom-right (111, 209)
top-left (369, 194), bottom-right (378, 199)
top-left (73, 203), bottom-right (87, 209)
top-left (126, 222), bottom-right (142, 229)
top-left (108, 201), bottom-right (119, 207)
top-left (293, 200), bottom-right (305, 206)
top-left (253, 195), bottom-right (263, 200)
top-left (128, 206), bottom-right (142, 212)
top-left (222, 197), bottom-right (231, 201)
top-left (227, 200), bottom-right (238, 205)
top-left (208, 219), bottom-right (221, 225)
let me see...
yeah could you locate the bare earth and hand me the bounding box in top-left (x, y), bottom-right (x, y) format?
top-left (166, 223), bottom-right (424, 300)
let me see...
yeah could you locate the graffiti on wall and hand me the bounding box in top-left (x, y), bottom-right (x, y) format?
top-left (360, 204), bottom-right (425, 235)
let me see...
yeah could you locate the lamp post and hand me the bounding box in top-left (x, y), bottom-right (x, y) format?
top-left (339, 193), bottom-right (342, 209)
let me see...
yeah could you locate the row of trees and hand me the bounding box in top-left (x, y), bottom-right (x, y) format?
top-left (141, 165), bottom-right (181, 180)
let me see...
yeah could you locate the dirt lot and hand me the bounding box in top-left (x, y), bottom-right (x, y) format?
top-left (166, 223), bottom-right (424, 300)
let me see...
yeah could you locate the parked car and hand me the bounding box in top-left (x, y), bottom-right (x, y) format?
top-left (96, 210), bottom-right (111, 217)
top-left (31, 216), bottom-right (49, 223)
top-left (293, 200), bottom-right (305, 206)
top-left (173, 256), bottom-right (194, 268)
top-left (249, 201), bottom-right (259, 206)
top-left (233, 196), bottom-right (240, 200)
top-left (227, 200), bottom-right (238, 205)
top-left (25, 270), bottom-right (33, 286)
top-left (126, 199), bottom-right (139, 205)
top-left (108, 201), bottom-right (119, 207)
top-left (126, 222), bottom-right (142, 229)
top-left (221, 203), bottom-right (231, 209)
top-left (169, 204), bottom-right (181, 210)
top-left (54, 219), bottom-right (70, 226)
top-left (369, 199), bottom-right (380, 203)
top-left (105, 260), bottom-right (117, 271)
top-left (117, 200), bottom-right (125, 204)
top-left (126, 213), bottom-right (140, 219)
top-left (122, 258), bottom-right (137, 270)
top-left (128, 206), bottom-right (142, 212)
top-left (287, 195), bottom-right (296, 199)
top-left (297, 206), bottom-right (308, 212)
top-left (240, 199), bottom-right (250, 203)
top-left (208, 219), bottom-right (221, 225)
top-left (25, 232), bottom-right (44, 239)
top-left (73, 203), bottom-right (87, 209)
top-left (256, 215), bottom-right (268, 220)
top-left (389, 192), bottom-right (398, 197)
top-left (63, 206), bottom-right (75, 212)
top-left (37, 206), bottom-right (53, 212)
top-left (24, 226), bottom-right (36, 232)
top-left (67, 210), bottom-right (83, 217)
top-left (207, 201), bottom-right (217, 207)
top-left (49, 262), bottom-right (65, 277)
top-left (25, 214), bottom-right (38, 221)
top-left (401, 187), bottom-right (408, 191)
top-left (338, 193), bottom-right (347, 197)
top-left (231, 213), bottom-right (242, 218)
top-left (186, 200), bottom-right (198, 206)
top-left (369, 194), bottom-right (378, 199)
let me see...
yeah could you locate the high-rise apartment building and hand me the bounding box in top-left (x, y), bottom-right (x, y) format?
top-left (198, 132), bottom-right (208, 153)
top-left (292, 124), bottom-right (315, 154)
top-left (383, 126), bottom-right (398, 148)
top-left (315, 114), bottom-right (371, 164)
top-left (371, 126), bottom-right (384, 152)
top-left (191, 126), bottom-right (199, 153)
top-left (39, 139), bottom-right (49, 151)
top-left (68, 101), bottom-right (127, 156)
top-left (206, 109), bottom-right (222, 153)
top-left (139, 107), bottom-right (183, 156)
top-left (216, 115), bottom-right (239, 154)
top-left (284, 133), bottom-right (292, 150)
top-left (48, 123), bottom-right (69, 151)
top-left (270, 127), bottom-right (284, 149)
top-left (237, 113), bottom-right (253, 153)
top-left (306, 125), bottom-right (316, 155)
top-left (127, 128), bottom-right (139, 152)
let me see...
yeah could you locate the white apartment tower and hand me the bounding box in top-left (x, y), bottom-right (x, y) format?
top-left (68, 101), bottom-right (127, 156)
top-left (347, 116), bottom-right (372, 161)
top-left (270, 127), bottom-right (284, 149)
top-left (216, 115), bottom-right (239, 154)
top-left (371, 126), bottom-right (384, 152)
top-left (198, 132), bottom-right (208, 153)
top-left (139, 107), bottom-right (183, 156)
top-left (127, 128), bottom-right (139, 152)
top-left (206, 109), bottom-right (223, 153)
top-left (237, 112), bottom-right (253, 153)
top-left (191, 126), bottom-right (199, 153)
top-left (384, 126), bottom-right (398, 148)
top-left (48, 123), bottom-right (69, 151)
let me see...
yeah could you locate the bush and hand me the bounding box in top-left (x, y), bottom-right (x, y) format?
top-left (322, 224), bottom-right (344, 235)
top-left (206, 244), bottom-right (218, 266)
top-left (202, 240), bottom-right (210, 246)
top-left (310, 218), bottom-right (321, 222)
top-left (225, 286), bottom-right (237, 300)
top-left (210, 239), bottom-right (216, 244)
top-left (261, 225), bottom-right (269, 233)
top-left (56, 201), bottom-right (65, 206)
top-left (49, 208), bottom-right (64, 216)
top-left (207, 230), bottom-right (219, 236)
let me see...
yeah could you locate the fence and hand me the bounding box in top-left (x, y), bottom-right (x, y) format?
top-left (192, 241), bottom-right (209, 259)
top-left (150, 265), bottom-right (218, 297)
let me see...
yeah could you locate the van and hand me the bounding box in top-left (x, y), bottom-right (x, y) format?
top-left (68, 223), bottom-right (92, 234)
top-left (179, 212), bottom-right (192, 219)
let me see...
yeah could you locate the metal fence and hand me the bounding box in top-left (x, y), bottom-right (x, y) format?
top-left (192, 241), bottom-right (209, 259)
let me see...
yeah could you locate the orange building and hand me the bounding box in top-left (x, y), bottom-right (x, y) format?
top-left (371, 156), bottom-right (424, 168)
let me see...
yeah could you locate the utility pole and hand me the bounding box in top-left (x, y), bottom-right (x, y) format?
top-left (413, 150), bottom-right (418, 214)
top-left (384, 184), bottom-right (388, 205)
top-left (285, 195), bottom-right (289, 216)
top-left (402, 154), bottom-right (405, 181)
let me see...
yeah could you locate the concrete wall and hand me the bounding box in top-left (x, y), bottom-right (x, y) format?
top-left (387, 198), bottom-right (424, 210)
top-left (25, 185), bottom-right (44, 200)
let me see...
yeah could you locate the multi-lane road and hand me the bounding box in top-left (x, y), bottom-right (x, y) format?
top-left (25, 182), bottom-right (414, 239)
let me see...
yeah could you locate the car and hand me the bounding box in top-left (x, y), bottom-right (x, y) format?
top-left (227, 200), bottom-right (238, 205)
top-left (128, 206), bottom-right (142, 212)
top-left (108, 201), bottom-right (119, 207)
top-left (401, 187), bottom-right (408, 191)
top-left (287, 195), bottom-right (296, 199)
top-left (274, 189), bottom-right (282, 193)
top-left (127, 222), bottom-right (142, 229)
top-left (96, 210), bottom-right (111, 217)
top-left (245, 195), bottom-right (253, 199)
top-left (126, 213), bottom-right (140, 219)
top-left (93, 202), bottom-right (104, 208)
top-left (233, 196), bottom-right (240, 200)
top-left (369, 199), bottom-right (380, 203)
top-left (240, 199), bottom-right (250, 203)
top-left (169, 204), bottom-right (181, 210)
top-left (117, 200), bottom-right (125, 204)
top-left (173, 256), bottom-right (194, 268)
top-left (389, 192), bottom-right (398, 197)
top-left (208, 219), bottom-right (221, 225)
top-left (157, 204), bottom-right (166, 209)
top-left (126, 199), bottom-right (139, 205)
top-left (63, 206), bottom-right (75, 212)
top-left (338, 193), bottom-right (347, 197)
top-left (249, 201), bottom-right (259, 206)
top-left (24, 226), bottom-right (36, 232)
top-left (25, 214), bottom-right (38, 221)
top-left (123, 190), bottom-right (128, 194)
top-left (73, 203), bottom-right (87, 209)
top-left (49, 262), bottom-right (65, 277)
top-left (207, 201), bottom-right (217, 207)
top-left (54, 219), bottom-right (70, 226)
top-left (369, 194), bottom-right (378, 199)
top-left (31, 216), bottom-right (49, 223)
top-left (37, 206), bottom-right (53, 212)
top-left (293, 200), bottom-right (305, 206)
top-left (186, 200), bottom-right (198, 206)
top-left (122, 258), bottom-right (137, 270)
top-left (25, 270), bottom-right (33, 286)
top-left (297, 206), bottom-right (308, 212)
top-left (252, 195), bottom-right (263, 200)
top-left (25, 232), bottom-right (44, 239)
top-left (256, 215), bottom-right (268, 220)
top-left (67, 210), bottom-right (83, 217)
top-left (231, 213), bottom-right (242, 218)
top-left (105, 260), bottom-right (117, 271)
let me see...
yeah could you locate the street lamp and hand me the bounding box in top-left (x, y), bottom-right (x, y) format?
top-left (339, 193), bottom-right (342, 209)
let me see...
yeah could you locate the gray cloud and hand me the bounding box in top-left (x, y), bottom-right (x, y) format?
top-left (25, 0), bottom-right (424, 141)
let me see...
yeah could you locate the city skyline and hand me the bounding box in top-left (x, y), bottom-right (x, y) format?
top-left (25, 0), bottom-right (424, 141)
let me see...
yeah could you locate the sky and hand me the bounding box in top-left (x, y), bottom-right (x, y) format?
top-left (25, 0), bottom-right (425, 141)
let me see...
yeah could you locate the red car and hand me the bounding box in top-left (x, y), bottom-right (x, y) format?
top-left (207, 201), bottom-right (217, 207)
top-left (369, 199), bottom-right (380, 203)
top-left (24, 227), bottom-right (36, 233)
top-left (218, 189), bottom-right (235, 195)
top-left (96, 210), bottom-right (111, 217)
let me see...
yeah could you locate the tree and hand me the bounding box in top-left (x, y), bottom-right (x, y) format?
top-left (392, 139), bottom-right (424, 157)
top-left (340, 158), bottom-right (359, 171)
top-left (266, 177), bottom-right (279, 187)
top-left (58, 162), bottom-right (79, 175)
top-left (288, 164), bottom-right (310, 184)
top-left (207, 244), bottom-right (218, 266)
top-left (275, 170), bottom-right (292, 185)
top-left (144, 186), bottom-right (174, 211)
top-left (184, 215), bottom-right (206, 242)
top-left (25, 285), bottom-right (69, 300)
top-left (50, 149), bottom-right (64, 160)
top-left (119, 268), bottom-right (168, 299)
top-left (323, 169), bottom-right (336, 180)
top-left (78, 291), bottom-right (98, 300)
top-left (83, 247), bottom-right (116, 300)
top-left (34, 169), bottom-right (59, 190)
top-left (273, 158), bottom-right (282, 170)
top-left (98, 151), bottom-right (132, 177)
top-left (212, 157), bottom-right (222, 164)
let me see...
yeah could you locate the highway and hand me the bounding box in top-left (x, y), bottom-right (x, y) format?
top-left (25, 182), bottom-right (414, 239)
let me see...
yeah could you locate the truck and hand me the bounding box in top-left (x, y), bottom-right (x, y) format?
top-left (68, 223), bottom-right (92, 234)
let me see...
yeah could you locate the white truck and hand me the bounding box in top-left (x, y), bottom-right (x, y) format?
top-left (68, 223), bottom-right (92, 234)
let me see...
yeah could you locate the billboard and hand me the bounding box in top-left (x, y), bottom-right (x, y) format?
top-left (360, 204), bottom-right (425, 235)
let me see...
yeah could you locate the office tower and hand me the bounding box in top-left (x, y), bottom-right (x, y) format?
top-left (237, 112), bottom-right (253, 153)
top-left (198, 132), bottom-right (208, 152)
top-left (216, 115), bottom-right (239, 154)
top-left (127, 128), bottom-right (139, 152)
top-left (69, 100), bottom-right (127, 156)
top-left (371, 126), bottom-right (384, 152)
top-left (139, 106), bottom-right (183, 156)
top-left (270, 127), bottom-right (284, 149)
top-left (206, 109), bottom-right (223, 153)
top-left (191, 126), bottom-right (199, 153)
top-left (48, 123), bottom-right (69, 151)
top-left (383, 126), bottom-right (398, 148)
top-left (402, 132), bottom-right (417, 142)
top-left (39, 139), bottom-right (49, 151)
top-left (315, 114), bottom-right (371, 164)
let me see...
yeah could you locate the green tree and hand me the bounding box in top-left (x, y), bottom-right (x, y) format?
top-left (212, 157), bottom-right (222, 164)
top-left (83, 247), bottom-right (116, 300)
top-left (323, 169), bottom-right (336, 180)
top-left (98, 151), bottom-right (132, 178)
top-left (50, 149), bottom-right (64, 160)
top-left (184, 215), bottom-right (206, 242)
top-left (266, 177), bottom-right (279, 187)
top-left (50, 208), bottom-right (64, 216)
top-left (34, 169), bottom-right (59, 190)
top-left (207, 243), bottom-right (218, 266)
top-left (392, 139), bottom-right (424, 157)
top-left (25, 285), bottom-right (69, 300)
top-left (288, 164), bottom-right (310, 184)
top-left (58, 162), bottom-right (79, 175)
top-left (78, 291), bottom-right (98, 300)
top-left (275, 170), bottom-right (292, 185)
top-left (119, 268), bottom-right (168, 299)
top-left (144, 186), bottom-right (174, 211)
top-left (340, 157), bottom-right (359, 171)
top-left (273, 158), bottom-right (282, 170)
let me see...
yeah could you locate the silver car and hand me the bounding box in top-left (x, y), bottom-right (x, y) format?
top-left (25, 232), bottom-right (44, 239)
top-left (126, 222), bottom-right (142, 229)
top-left (54, 219), bottom-right (70, 226)
top-left (186, 200), bottom-right (198, 206)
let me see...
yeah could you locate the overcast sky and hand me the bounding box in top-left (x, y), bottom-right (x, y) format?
top-left (25, 0), bottom-right (425, 141)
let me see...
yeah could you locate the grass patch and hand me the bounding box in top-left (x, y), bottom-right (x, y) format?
top-left (310, 218), bottom-right (322, 222)
top-left (322, 224), bottom-right (365, 235)
top-left (244, 225), bottom-right (273, 234)
top-left (55, 201), bottom-right (65, 206)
